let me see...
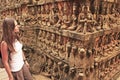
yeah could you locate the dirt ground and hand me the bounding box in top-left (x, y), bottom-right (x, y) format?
top-left (33, 74), bottom-right (51, 80)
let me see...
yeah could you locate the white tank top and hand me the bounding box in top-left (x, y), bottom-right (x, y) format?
top-left (9, 40), bottom-right (24, 72)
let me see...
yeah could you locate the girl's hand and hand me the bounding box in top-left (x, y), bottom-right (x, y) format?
top-left (25, 61), bottom-right (30, 68)
top-left (9, 78), bottom-right (14, 80)
top-left (9, 75), bottom-right (14, 80)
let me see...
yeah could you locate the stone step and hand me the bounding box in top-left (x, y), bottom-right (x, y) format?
top-left (33, 74), bottom-right (51, 80)
top-left (0, 68), bottom-right (9, 80)
top-left (0, 68), bottom-right (51, 80)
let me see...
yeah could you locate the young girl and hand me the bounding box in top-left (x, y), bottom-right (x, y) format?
top-left (0, 18), bottom-right (33, 80)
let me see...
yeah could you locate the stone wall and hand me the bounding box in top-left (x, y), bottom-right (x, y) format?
top-left (0, 0), bottom-right (120, 80)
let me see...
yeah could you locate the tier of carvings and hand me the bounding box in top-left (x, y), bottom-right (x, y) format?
top-left (0, 0), bottom-right (120, 33)
top-left (21, 27), bottom-right (120, 80)
top-left (0, 0), bottom-right (120, 80)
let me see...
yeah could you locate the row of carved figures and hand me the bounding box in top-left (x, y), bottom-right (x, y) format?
top-left (20, 27), bottom-right (120, 80)
top-left (22, 31), bottom-right (120, 80)
top-left (94, 53), bottom-right (120, 80)
top-left (27, 29), bottom-right (119, 60)
top-left (0, 1), bottom-right (120, 34)
top-left (27, 48), bottom-right (120, 80)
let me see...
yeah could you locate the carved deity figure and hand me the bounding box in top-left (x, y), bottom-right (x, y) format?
top-left (66, 40), bottom-right (72, 59)
top-left (36, 5), bottom-right (42, 25)
top-left (76, 5), bottom-right (95, 34)
top-left (16, 7), bottom-right (22, 19)
top-left (116, 12), bottom-right (120, 25)
top-left (76, 6), bottom-right (85, 32)
top-left (45, 32), bottom-right (50, 45)
top-left (44, 4), bottom-right (51, 27)
top-left (109, 8), bottom-right (119, 28)
top-left (110, 32), bottom-right (119, 50)
top-left (67, 3), bottom-right (77, 31)
top-left (21, 5), bottom-right (28, 25)
top-left (95, 15), bottom-right (104, 30)
top-left (49, 3), bottom-right (61, 28)
top-left (41, 5), bottom-right (47, 26)
top-left (76, 47), bottom-right (87, 79)
top-left (24, 6), bottom-right (35, 26)
top-left (61, 2), bottom-right (71, 30)
top-left (99, 35), bottom-right (106, 57)
top-left (104, 15), bottom-right (111, 30)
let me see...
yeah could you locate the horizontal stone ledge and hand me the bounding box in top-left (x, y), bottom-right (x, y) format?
top-left (21, 25), bottom-right (120, 41)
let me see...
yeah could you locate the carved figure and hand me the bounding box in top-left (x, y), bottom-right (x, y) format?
top-left (45, 4), bottom-right (51, 27)
top-left (95, 15), bottom-right (104, 30)
top-left (66, 39), bottom-right (72, 59)
top-left (76, 6), bottom-right (85, 32)
top-left (61, 2), bottom-right (71, 29)
top-left (49, 3), bottom-right (61, 28)
top-left (76, 5), bottom-right (95, 34)
top-left (68, 3), bottom-right (77, 30)
top-left (41, 5), bottom-right (47, 26)
top-left (36, 5), bottom-right (42, 25)
top-left (78, 48), bottom-right (86, 59)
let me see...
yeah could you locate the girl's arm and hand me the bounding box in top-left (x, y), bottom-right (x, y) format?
top-left (22, 51), bottom-right (29, 68)
top-left (1, 41), bottom-right (13, 80)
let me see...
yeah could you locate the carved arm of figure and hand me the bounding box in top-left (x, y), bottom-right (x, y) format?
top-left (95, 15), bottom-right (103, 30)
top-left (83, 20), bottom-right (88, 34)
top-left (101, 35), bottom-right (109, 57)
top-left (103, 15), bottom-right (110, 29)
top-left (108, 33), bottom-right (115, 49)
top-left (86, 12), bottom-right (95, 32)
top-left (52, 13), bottom-right (62, 29)
top-left (94, 37), bottom-right (100, 57)
top-left (49, 7), bottom-right (60, 28)
top-left (116, 13), bottom-right (120, 25)
top-left (67, 14), bottom-right (77, 30)
top-left (66, 41), bottom-right (72, 59)
top-left (115, 32), bottom-right (119, 46)
top-left (49, 7), bottom-right (55, 25)
top-left (45, 15), bottom-right (50, 27)
top-left (55, 17), bottom-right (62, 29)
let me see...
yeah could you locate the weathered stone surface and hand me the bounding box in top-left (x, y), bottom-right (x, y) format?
top-left (0, 0), bottom-right (120, 80)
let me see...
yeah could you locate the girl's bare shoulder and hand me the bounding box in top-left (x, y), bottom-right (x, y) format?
top-left (1, 41), bottom-right (7, 48)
